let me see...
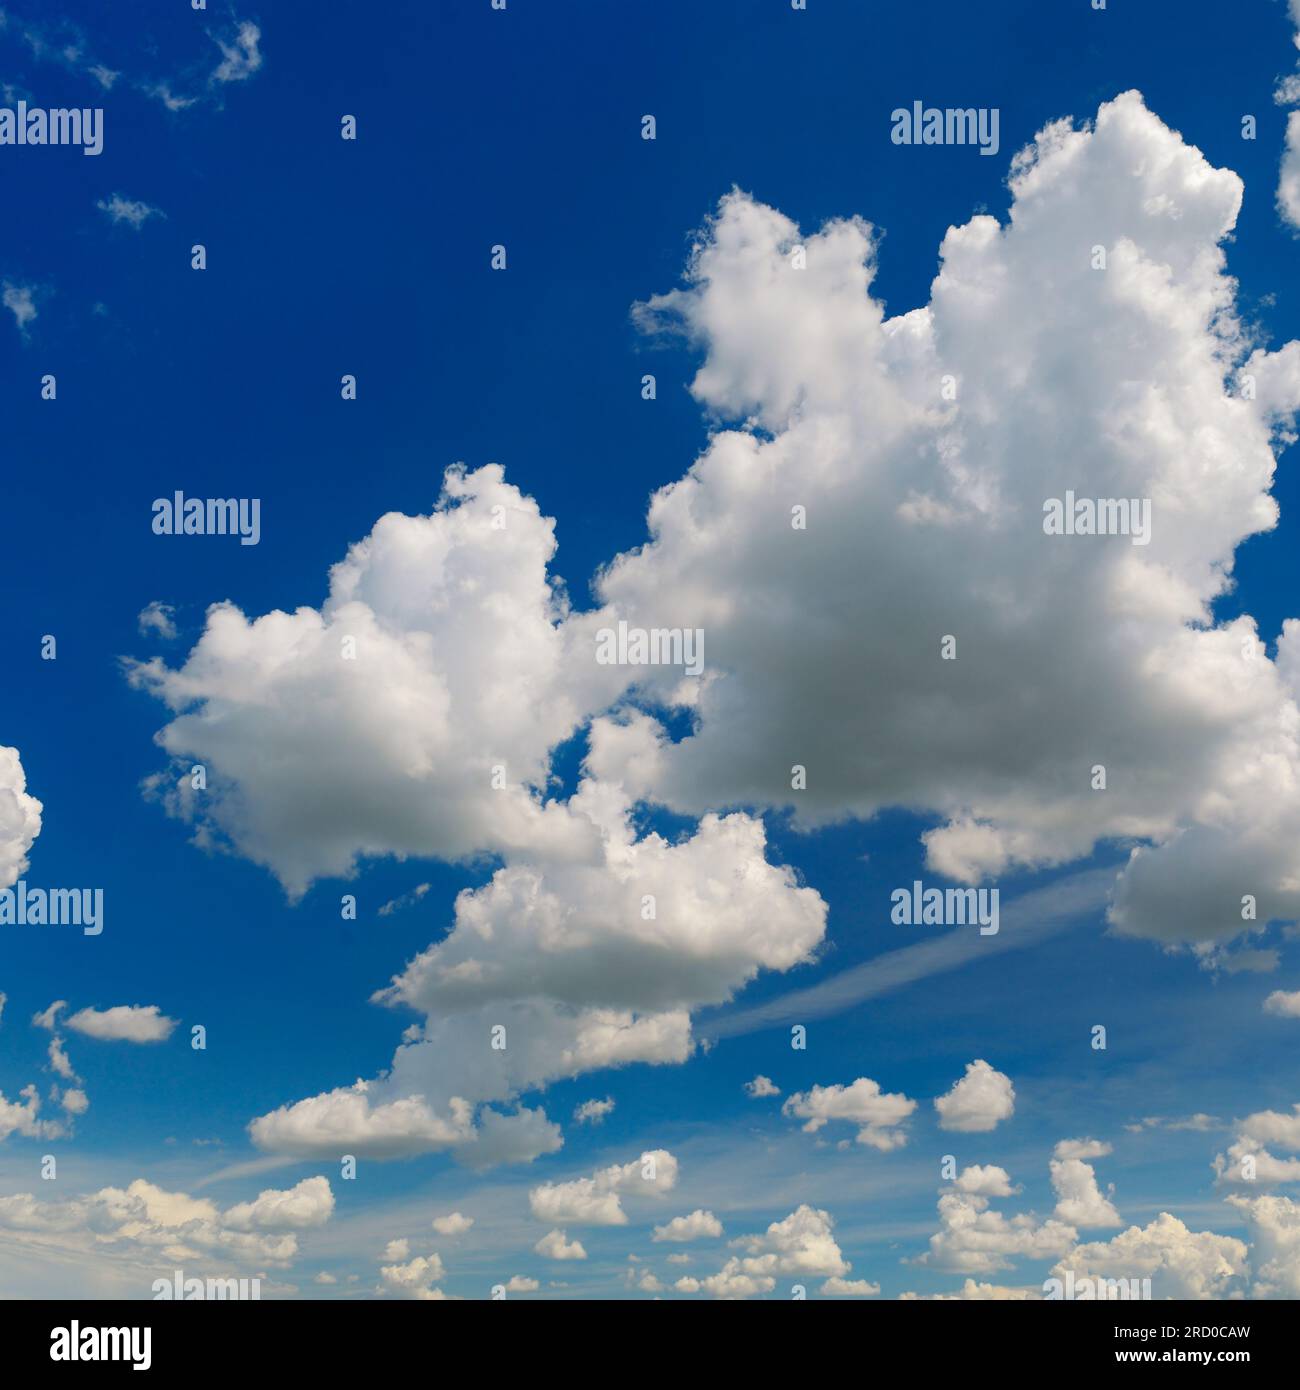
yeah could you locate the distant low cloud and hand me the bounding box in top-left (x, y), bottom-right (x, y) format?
top-left (534, 1228), bottom-right (586, 1260)
top-left (0, 1175), bottom-right (334, 1273)
top-left (1050, 1151), bottom-right (1121, 1230)
top-left (65, 1004), bottom-right (177, 1043)
top-left (1264, 989), bottom-right (1300, 1018)
top-left (529, 1150), bottom-right (678, 1227)
top-left (1126, 1114), bottom-right (1220, 1134)
top-left (1053, 1138), bottom-right (1112, 1161)
top-left (675, 1205), bottom-right (857, 1299)
top-left (379, 1252), bottom-right (446, 1301)
top-left (0, 6), bottom-right (264, 111)
top-left (431, 1212), bottom-right (473, 1237)
top-left (652, 1209), bottom-right (723, 1243)
top-left (953, 1165), bottom-right (1019, 1198)
top-left (783, 1076), bottom-right (916, 1151)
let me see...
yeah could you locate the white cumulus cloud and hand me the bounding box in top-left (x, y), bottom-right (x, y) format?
top-left (933, 1060), bottom-right (1015, 1133)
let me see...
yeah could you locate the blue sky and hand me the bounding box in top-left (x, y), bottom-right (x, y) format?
top-left (5, 0), bottom-right (1300, 1300)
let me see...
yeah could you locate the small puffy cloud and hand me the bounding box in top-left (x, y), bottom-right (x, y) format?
top-left (1053, 1138), bottom-right (1113, 1161)
top-left (901, 1279), bottom-right (1038, 1300)
top-left (1218, 1146), bottom-right (1300, 1187)
top-left (744, 1074), bottom-right (780, 1098)
top-left (47, 1035), bottom-right (77, 1081)
top-left (503, 1274), bottom-right (539, 1293)
top-left (820, 1276), bottom-right (880, 1296)
top-left (137, 602), bottom-right (178, 641)
top-left (379, 1253), bottom-right (446, 1301)
top-left (919, 1190), bottom-right (1075, 1275)
top-left (221, 1176), bottom-right (334, 1232)
top-left (0, 746), bottom-right (42, 887)
top-left (31, 1001), bottom-right (64, 1031)
top-left (1264, 990), bottom-right (1300, 1018)
top-left (96, 193), bottom-right (164, 229)
top-left (381, 1238), bottom-right (409, 1261)
top-left (933, 1061), bottom-right (1015, 1133)
top-left (1214, 1103), bottom-right (1300, 1185)
top-left (1236, 1105), bottom-right (1300, 1151)
top-left (431, 1212), bottom-right (473, 1237)
top-left (678, 1205), bottom-right (856, 1300)
top-left (0, 1085), bottom-right (64, 1141)
top-left (2, 282), bottom-right (36, 334)
top-left (250, 1084), bottom-right (474, 1160)
top-left (652, 1209), bottom-right (723, 1243)
top-left (534, 1229), bottom-right (586, 1260)
top-left (65, 1005), bottom-right (177, 1043)
top-left (1050, 1157), bottom-right (1121, 1229)
top-left (573, 1096), bottom-right (614, 1126)
top-left (529, 1150), bottom-right (678, 1227)
top-left (728, 1205), bottom-right (850, 1278)
top-left (313, 1272), bottom-right (336, 1285)
top-left (953, 1165), bottom-right (1018, 1198)
top-left (60, 1089), bottom-right (88, 1116)
top-left (782, 1077), bottom-right (916, 1150)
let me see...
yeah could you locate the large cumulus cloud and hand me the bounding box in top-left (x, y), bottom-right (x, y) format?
top-left (125, 464), bottom-right (607, 897)
top-left (587, 92), bottom-right (1300, 947)
top-left (132, 91), bottom-right (1300, 1164)
top-left (248, 782), bottom-right (824, 1158)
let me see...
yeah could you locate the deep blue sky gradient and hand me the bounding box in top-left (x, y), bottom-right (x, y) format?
top-left (2, 0), bottom-right (1299, 1296)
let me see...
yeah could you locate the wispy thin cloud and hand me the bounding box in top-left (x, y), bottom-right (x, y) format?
top-left (193, 1152), bottom-right (300, 1190)
top-left (210, 20), bottom-right (261, 86)
top-left (96, 193), bottom-right (165, 230)
top-left (702, 866), bottom-right (1117, 1041)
